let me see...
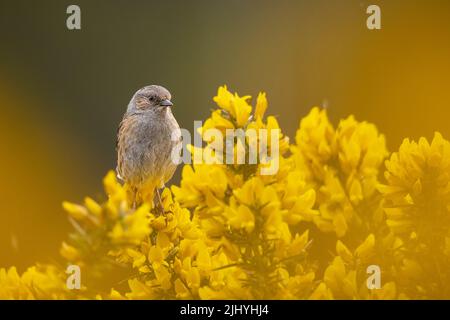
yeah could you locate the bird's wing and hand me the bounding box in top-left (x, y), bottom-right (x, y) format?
top-left (116, 114), bottom-right (131, 180)
top-left (116, 113), bottom-right (128, 151)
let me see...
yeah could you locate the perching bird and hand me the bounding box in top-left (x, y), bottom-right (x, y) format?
top-left (116, 85), bottom-right (181, 209)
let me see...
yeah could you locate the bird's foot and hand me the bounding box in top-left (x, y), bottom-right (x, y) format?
top-left (154, 201), bottom-right (165, 215)
top-left (152, 188), bottom-right (167, 215)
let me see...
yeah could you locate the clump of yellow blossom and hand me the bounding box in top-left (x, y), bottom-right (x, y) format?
top-left (173, 86), bottom-right (316, 299)
top-left (379, 132), bottom-right (450, 298)
top-left (0, 265), bottom-right (70, 299)
top-left (1, 86), bottom-right (450, 300)
top-left (291, 107), bottom-right (388, 238)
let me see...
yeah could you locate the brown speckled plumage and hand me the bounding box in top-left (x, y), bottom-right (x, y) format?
top-left (116, 85), bottom-right (181, 205)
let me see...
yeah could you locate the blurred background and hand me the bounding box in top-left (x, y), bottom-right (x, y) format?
top-left (1, 0), bottom-right (450, 269)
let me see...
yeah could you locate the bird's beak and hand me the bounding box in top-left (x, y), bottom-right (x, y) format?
top-left (159, 99), bottom-right (173, 107)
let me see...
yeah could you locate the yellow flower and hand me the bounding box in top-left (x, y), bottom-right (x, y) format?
top-left (60, 242), bottom-right (81, 262)
top-left (254, 92), bottom-right (268, 119)
top-left (213, 85), bottom-right (252, 127)
top-left (336, 116), bottom-right (388, 201)
top-left (314, 171), bottom-right (353, 237)
top-left (309, 282), bottom-right (333, 300)
top-left (380, 132), bottom-right (450, 237)
top-left (126, 278), bottom-right (157, 299)
top-left (108, 204), bottom-right (151, 245)
top-left (225, 198), bottom-right (255, 233)
top-left (172, 164), bottom-right (228, 209)
top-left (292, 108), bottom-right (388, 237)
top-left (379, 132), bottom-right (450, 298)
top-left (281, 171), bottom-right (318, 224)
top-left (323, 256), bottom-right (358, 299)
top-left (368, 282), bottom-right (398, 300)
top-left (200, 110), bottom-right (235, 134)
top-left (336, 234), bottom-right (376, 265)
top-left (0, 266), bottom-right (69, 300)
top-left (294, 107), bottom-right (336, 174)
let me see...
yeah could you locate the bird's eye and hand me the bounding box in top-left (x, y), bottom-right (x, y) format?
top-left (149, 96), bottom-right (155, 101)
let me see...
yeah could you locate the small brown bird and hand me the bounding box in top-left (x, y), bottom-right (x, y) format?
top-left (116, 85), bottom-right (181, 209)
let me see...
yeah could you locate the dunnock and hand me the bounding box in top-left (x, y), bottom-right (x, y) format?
top-left (116, 85), bottom-right (181, 209)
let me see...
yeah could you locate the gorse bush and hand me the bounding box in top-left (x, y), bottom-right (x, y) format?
top-left (1, 86), bottom-right (449, 299)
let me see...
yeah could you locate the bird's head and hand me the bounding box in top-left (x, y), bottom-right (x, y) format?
top-left (127, 85), bottom-right (173, 113)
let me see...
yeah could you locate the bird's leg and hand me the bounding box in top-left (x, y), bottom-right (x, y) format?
top-left (157, 184), bottom-right (173, 214)
top-left (154, 188), bottom-right (164, 215)
top-left (132, 187), bottom-right (138, 210)
top-left (125, 185), bottom-right (138, 210)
